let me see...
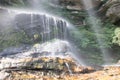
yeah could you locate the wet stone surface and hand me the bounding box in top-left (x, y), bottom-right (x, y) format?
top-left (0, 57), bottom-right (95, 80)
top-left (2, 65), bottom-right (120, 80)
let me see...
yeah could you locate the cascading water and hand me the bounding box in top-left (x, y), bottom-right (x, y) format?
top-left (65, 62), bottom-right (73, 75)
top-left (0, 0), bottom-right (86, 74)
top-left (1, 1), bottom-right (120, 80)
top-left (81, 0), bottom-right (113, 64)
top-left (0, 8), bottom-right (85, 70)
top-left (15, 12), bottom-right (68, 42)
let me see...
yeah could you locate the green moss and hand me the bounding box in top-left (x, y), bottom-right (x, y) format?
top-left (0, 30), bottom-right (33, 52)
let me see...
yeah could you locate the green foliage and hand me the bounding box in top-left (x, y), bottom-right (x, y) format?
top-left (112, 28), bottom-right (120, 45)
top-left (70, 20), bottom-right (115, 49)
top-left (0, 0), bottom-right (25, 6)
top-left (0, 30), bottom-right (33, 52)
top-left (69, 19), bottom-right (117, 64)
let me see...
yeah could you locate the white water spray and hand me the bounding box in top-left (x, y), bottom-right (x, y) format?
top-left (81, 0), bottom-right (113, 64)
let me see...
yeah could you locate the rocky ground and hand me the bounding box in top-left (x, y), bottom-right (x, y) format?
top-left (3, 65), bottom-right (120, 80)
top-left (0, 56), bottom-right (120, 80)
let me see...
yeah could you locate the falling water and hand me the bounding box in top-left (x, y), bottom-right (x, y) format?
top-left (65, 62), bottom-right (73, 75)
top-left (81, 0), bottom-right (112, 64)
top-left (0, 8), bottom-right (85, 65)
top-left (0, 0), bottom-right (86, 69)
top-left (14, 11), bottom-right (68, 42)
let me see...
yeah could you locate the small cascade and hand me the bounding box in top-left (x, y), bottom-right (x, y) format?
top-left (15, 12), bottom-right (68, 43)
top-left (0, 8), bottom-right (86, 77)
top-left (65, 62), bottom-right (73, 75)
top-left (0, 8), bottom-right (85, 66)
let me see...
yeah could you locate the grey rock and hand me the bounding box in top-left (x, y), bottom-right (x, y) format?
top-left (0, 45), bottom-right (31, 57)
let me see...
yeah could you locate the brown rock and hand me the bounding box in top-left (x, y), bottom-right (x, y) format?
top-left (59, 0), bottom-right (101, 10)
top-left (98, 0), bottom-right (120, 24)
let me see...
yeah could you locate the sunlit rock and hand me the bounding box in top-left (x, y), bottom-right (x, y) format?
top-left (15, 13), bottom-right (68, 42)
top-left (4, 64), bottom-right (120, 80)
top-left (0, 57), bottom-right (92, 73)
top-left (0, 70), bottom-right (9, 80)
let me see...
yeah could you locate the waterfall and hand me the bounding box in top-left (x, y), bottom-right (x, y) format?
top-left (15, 12), bottom-right (68, 42)
top-left (0, 0), bottom-right (85, 67)
top-left (81, 0), bottom-right (113, 64)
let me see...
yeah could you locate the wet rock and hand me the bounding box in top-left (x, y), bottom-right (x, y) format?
top-left (15, 13), bottom-right (68, 41)
top-left (106, 3), bottom-right (120, 23)
top-left (0, 57), bottom-right (93, 73)
top-left (32, 39), bottom-right (70, 55)
top-left (0, 45), bottom-right (30, 57)
top-left (4, 65), bottom-right (120, 80)
top-left (0, 7), bottom-right (8, 13)
top-left (0, 56), bottom-right (94, 80)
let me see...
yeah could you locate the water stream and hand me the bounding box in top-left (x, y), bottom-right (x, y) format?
top-left (65, 62), bottom-right (73, 75)
top-left (81, 0), bottom-right (113, 64)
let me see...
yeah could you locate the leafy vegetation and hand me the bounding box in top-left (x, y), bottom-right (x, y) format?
top-left (0, 30), bottom-right (35, 52)
top-left (68, 18), bottom-right (118, 64)
top-left (113, 28), bottom-right (120, 46)
top-left (0, 0), bottom-right (26, 6)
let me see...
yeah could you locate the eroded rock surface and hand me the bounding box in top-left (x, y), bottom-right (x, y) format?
top-left (0, 57), bottom-right (94, 80)
top-left (3, 64), bottom-right (120, 80)
top-left (99, 0), bottom-right (120, 24)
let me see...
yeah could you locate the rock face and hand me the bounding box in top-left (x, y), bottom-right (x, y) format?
top-left (0, 8), bottom-right (68, 41)
top-left (0, 56), bottom-right (95, 80)
top-left (0, 39), bottom-right (71, 58)
top-left (15, 12), bottom-right (68, 42)
top-left (99, 0), bottom-right (120, 24)
top-left (3, 64), bottom-right (120, 80)
top-left (59, 0), bottom-right (101, 10)
top-left (0, 57), bottom-right (94, 73)
top-left (106, 2), bottom-right (120, 24)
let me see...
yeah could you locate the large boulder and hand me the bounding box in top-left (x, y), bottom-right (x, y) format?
top-left (98, 0), bottom-right (120, 24)
top-left (0, 57), bottom-right (95, 80)
top-left (106, 2), bottom-right (120, 24)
